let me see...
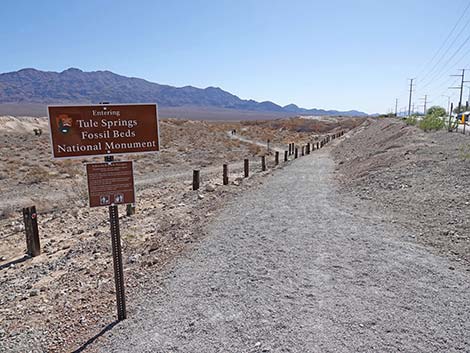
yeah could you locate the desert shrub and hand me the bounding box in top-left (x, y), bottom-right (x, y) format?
top-left (24, 166), bottom-right (51, 184)
top-left (248, 144), bottom-right (263, 156)
top-left (448, 117), bottom-right (459, 131)
top-left (405, 116), bottom-right (417, 126)
top-left (426, 106), bottom-right (446, 118)
top-left (418, 115), bottom-right (445, 132)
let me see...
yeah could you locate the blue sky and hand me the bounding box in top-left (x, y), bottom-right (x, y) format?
top-left (1, 0), bottom-right (468, 113)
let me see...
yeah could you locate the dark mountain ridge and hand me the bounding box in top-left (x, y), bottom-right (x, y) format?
top-left (0, 68), bottom-right (367, 116)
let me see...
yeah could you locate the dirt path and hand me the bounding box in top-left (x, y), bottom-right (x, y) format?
top-left (91, 146), bottom-right (470, 352)
top-left (227, 131), bottom-right (285, 153)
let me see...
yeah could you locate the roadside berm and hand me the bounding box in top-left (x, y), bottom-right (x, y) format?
top-left (333, 117), bottom-right (470, 266)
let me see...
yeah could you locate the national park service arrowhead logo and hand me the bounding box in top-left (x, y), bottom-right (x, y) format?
top-left (56, 114), bottom-right (73, 134)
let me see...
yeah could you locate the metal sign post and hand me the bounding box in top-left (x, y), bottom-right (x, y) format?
top-left (105, 155), bottom-right (127, 321)
top-left (47, 102), bottom-right (160, 322)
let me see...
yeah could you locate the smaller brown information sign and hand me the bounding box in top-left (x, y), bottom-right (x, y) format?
top-left (86, 161), bottom-right (135, 208)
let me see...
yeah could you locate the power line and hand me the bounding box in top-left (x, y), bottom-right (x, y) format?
top-left (397, 1), bottom-right (470, 114)
top-left (419, 29), bottom-right (470, 91)
top-left (415, 0), bottom-right (470, 80)
top-left (419, 5), bottom-right (470, 85)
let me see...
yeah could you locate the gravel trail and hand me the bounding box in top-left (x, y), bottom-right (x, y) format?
top-left (93, 148), bottom-right (470, 353)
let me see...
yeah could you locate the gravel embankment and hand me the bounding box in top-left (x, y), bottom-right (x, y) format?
top-left (333, 118), bottom-right (470, 265)
top-left (91, 145), bottom-right (470, 352)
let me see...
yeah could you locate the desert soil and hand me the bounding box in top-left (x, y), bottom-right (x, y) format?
top-left (3, 116), bottom-right (470, 352)
top-left (90, 135), bottom-right (470, 352)
top-left (0, 115), bottom-right (344, 352)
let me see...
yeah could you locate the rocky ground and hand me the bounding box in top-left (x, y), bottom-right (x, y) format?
top-left (0, 115), bottom-right (349, 352)
top-left (333, 117), bottom-right (470, 267)
top-left (89, 133), bottom-right (470, 353)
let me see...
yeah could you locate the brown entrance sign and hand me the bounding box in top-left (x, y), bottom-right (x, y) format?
top-left (86, 161), bottom-right (135, 208)
top-left (48, 104), bottom-right (159, 159)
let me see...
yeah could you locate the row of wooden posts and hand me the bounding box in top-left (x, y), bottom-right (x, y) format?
top-left (192, 130), bottom-right (344, 190)
top-left (20, 131), bottom-right (344, 258)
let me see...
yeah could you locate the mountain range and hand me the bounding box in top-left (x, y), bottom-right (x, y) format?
top-left (0, 68), bottom-right (367, 117)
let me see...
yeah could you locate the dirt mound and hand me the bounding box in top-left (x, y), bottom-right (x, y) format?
top-left (333, 118), bottom-right (470, 265)
top-left (0, 116), bottom-right (47, 133)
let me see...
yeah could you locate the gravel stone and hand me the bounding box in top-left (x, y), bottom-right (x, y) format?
top-left (94, 151), bottom-right (470, 352)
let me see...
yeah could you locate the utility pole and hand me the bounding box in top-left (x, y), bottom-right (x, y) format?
top-left (450, 69), bottom-right (469, 114)
top-left (420, 95), bottom-right (428, 115)
top-left (408, 79), bottom-right (414, 117)
top-left (395, 98), bottom-right (398, 117)
top-left (450, 69), bottom-right (470, 134)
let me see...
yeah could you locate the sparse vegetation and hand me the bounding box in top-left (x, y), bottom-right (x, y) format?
top-left (419, 105), bottom-right (446, 132)
top-left (405, 107), bottom-right (446, 132)
top-left (405, 115), bottom-right (418, 126)
top-left (418, 115), bottom-right (445, 131)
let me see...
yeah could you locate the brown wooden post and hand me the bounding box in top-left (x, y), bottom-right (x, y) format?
top-left (261, 156), bottom-right (266, 171)
top-left (275, 151), bottom-right (279, 165)
top-left (294, 148), bottom-right (298, 159)
top-left (244, 159), bottom-right (249, 178)
top-left (301, 146), bottom-right (305, 156)
top-left (223, 164), bottom-right (229, 185)
top-left (23, 206), bottom-right (40, 257)
top-left (317, 142), bottom-right (319, 149)
top-left (306, 143), bottom-right (310, 154)
top-left (192, 170), bottom-right (200, 190)
top-left (284, 150), bottom-right (288, 162)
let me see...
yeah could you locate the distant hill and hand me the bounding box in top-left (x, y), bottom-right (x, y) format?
top-left (0, 68), bottom-right (368, 117)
